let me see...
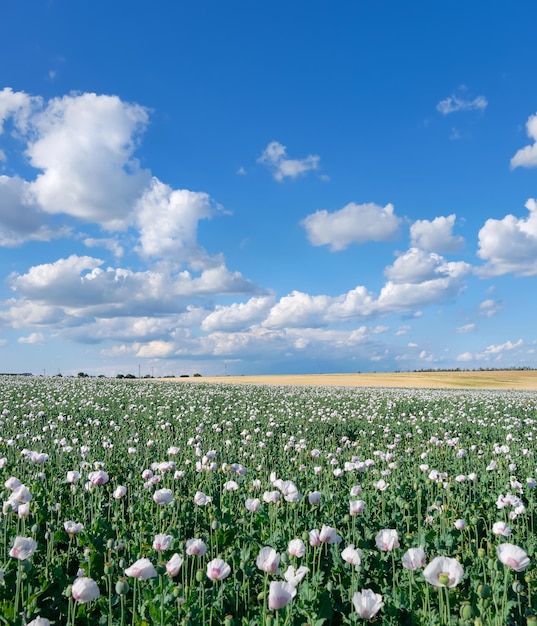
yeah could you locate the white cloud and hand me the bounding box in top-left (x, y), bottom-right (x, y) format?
top-left (135, 178), bottom-right (216, 265)
top-left (510, 113), bottom-right (537, 169)
top-left (410, 215), bottom-right (464, 253)
top-left (0, 175), bottom-right (70, 246)
top-left (376, 274), bottom-right (467, 313)
top-left (302, 202), bottom-right (401, 251)
top-left (385, 248), bottom-right (471, 284)
top-left (26, 92), bottom-right (151, 229)
top-left (479, 299), bottom-right (503, 317)
top-left (201, 296), bottom-right (275, 332)
top-left (483, 338), bottom-right (523, 354)
top-left (436, 91), bottom-right (488, 115)
top-left (7, 255), bottom-right (260, 319)
top-left (262, 264), bottom-right (468, 330)
top-left (263, 291), bottom-right (334, 329)
top-left (258, 141), bottom-right (320, 181)
top-left (477, 198), bottom-right (537, 276)
top-left (457, 339), bottom-right (524, 364)
top-left (136, 340), bottom-right (175, 358)
top-left (0, 87), bottom-right (39, 135)
top-left (17, 332), bottom-right (45, 344)
top-left (456, 323), bottom-right (475, 333)
top-left (83, 237), bottom-right (125, 259)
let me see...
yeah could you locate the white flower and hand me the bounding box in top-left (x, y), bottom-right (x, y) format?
top-left (64, 521), bottom-right (84, 536)
top-left (375, 529), bottom-right (399, 552)
top-left (256, 547), bottom-right (280, 574)
top-left (492, 521), bottom-right (512, 537)
top-left (423, 556), bottom-right (464, 587)
top-left (88, 470), bottom-right (109, 486)
top-left (268, 581), bottom-right (296, 610)
top-left (9, 536), bottom-right (37, 561)
top-left (374, 479), bottom-right (389, 491)
top-left (193, 491), bottom-right (212, 506)
top-left (71, 577), bottom-right (100, 603)
top-left (185, 538), bottom-right (207, 556)
top-left (319, 524), bottom-right (342, 544)
top-left (166, 553), bottom-right (183, 577)
top-left (402, 547), bottom-right (426, 570)
top-left (497, 543), bottom-right (530, 572)
top-left (284, 565), bottom-right (309, 586)
top-left (153, 533), bottom-right (173, 551)
top-left (341, 545), bottom-right (362, 567)
top-left (113, 485), bottom-right (127, 499)
top-left (349, 499), bottom-right (365, 516)
top-left (153, 488), bottom-right (173, 505)
top-left (125, 558), bottom-right (158, 579)
top-left (245, 497), bottom-right (261, 512)
top-left (288, 538), bottom-right (306, 558)
top-left (27, 617), bottom-right (51, 626)
top-left (206, 558), bottom-right (231, 580)
top-left (352, 589), bottom-right (384, 620)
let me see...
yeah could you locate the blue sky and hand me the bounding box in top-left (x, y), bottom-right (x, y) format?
top-left (1, 0), bottom-right (537, 377)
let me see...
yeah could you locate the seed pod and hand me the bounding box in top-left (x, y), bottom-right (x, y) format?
top-left (115, 578), bottom-right (130, 595)
top-left (460, 602), bottom-right (474, 620)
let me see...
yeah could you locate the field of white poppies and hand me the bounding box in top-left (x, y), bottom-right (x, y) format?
top-left (0, 376), bottom-right (536, 625)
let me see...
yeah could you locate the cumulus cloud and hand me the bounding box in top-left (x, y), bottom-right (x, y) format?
top-left (201, 296), bottom-right (275, 332)
top-left (302, 202), bottom-right (401, 251)
top-left (510, 113), bottom-right (537, 169)
top-left (17, 332), bottom-right (45, 344)
top-left (26, 92), bottom-right (151, 228)
top-left (258, 141), bottom-right (320, 181)
top-left (7, 255), bottom-right (260, 318)
top-left (410, 215), bottom-right (464, 253)
top-left (262, 263), bottom-right (469, 329)
top-left (385, 248), bottom-right (471, 284)
top-left (477, 198), bottom-right (537, 276)
top-left (458, 339), bottom-right (524, 363)
top-left (436, 90), bottom-right (488, 115)
top-left (135, 178), bottom-right (217, 266)
top-left (0, 87), bottom-right (39, 135)
top-left (0, 175), bottom-right (70, 246)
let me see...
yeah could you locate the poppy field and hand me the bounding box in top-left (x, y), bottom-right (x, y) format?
top-left (0, 376), bottom-right (536, 625)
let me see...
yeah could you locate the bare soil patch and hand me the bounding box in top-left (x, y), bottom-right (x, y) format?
top-left (157, 370), bottom-right (537, 390)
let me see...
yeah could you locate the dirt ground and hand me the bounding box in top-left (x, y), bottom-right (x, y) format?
top-left (157, 370), bottom-right (537, 390)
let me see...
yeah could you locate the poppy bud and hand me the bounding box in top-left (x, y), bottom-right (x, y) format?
top-left (195, 569), bottom-right (205, 583)
top-left (104, 562), bottom-right (114, 575)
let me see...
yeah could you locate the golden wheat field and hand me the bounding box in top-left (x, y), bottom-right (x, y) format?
top-left (160, 369), bottom-right (537, 390)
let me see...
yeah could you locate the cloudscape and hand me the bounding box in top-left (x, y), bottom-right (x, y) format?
top-left (1, 1), bottom-right (537, 376)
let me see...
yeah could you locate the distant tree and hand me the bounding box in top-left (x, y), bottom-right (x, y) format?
top-left (77, 372), bottom-right (89, 378)
top-left (193, 373), bottom-right (202, 377)
top-left (116, 374), bottom-right (124, 379)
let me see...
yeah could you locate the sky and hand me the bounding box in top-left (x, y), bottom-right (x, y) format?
top-left (1, 1), bottom-right (537, 377)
